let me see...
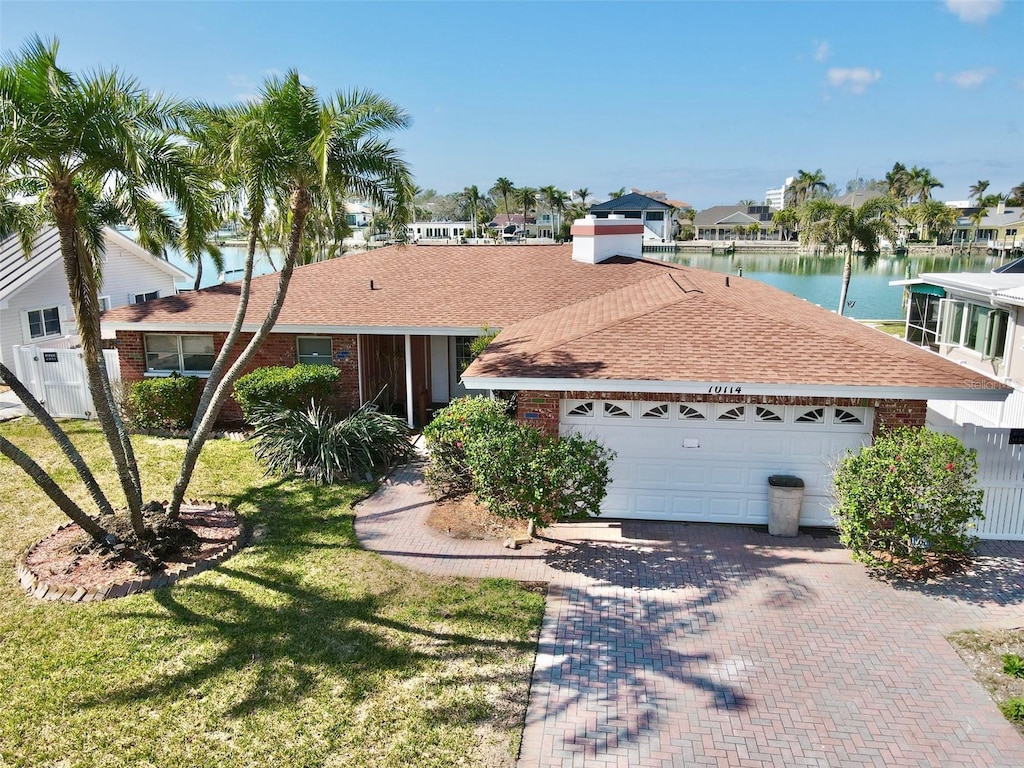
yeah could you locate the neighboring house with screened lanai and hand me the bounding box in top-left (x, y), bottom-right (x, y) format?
top-left (0, 226), bottom-right (189, 375)
top-left (102, 215), bottom-right (1014, 535)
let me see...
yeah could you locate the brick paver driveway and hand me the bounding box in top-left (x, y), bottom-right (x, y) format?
top-left (356, 461), bottom-right (1024, 767)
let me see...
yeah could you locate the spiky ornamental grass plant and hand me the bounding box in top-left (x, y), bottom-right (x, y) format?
top-left (250, 401), bottom-right (411, 485)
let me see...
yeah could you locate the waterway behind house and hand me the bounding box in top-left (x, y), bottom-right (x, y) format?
top-left (165, 243), bottom-right (1009, 322)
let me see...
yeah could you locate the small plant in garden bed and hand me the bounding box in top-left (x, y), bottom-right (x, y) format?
top-left (1001, 697), bottom-right (1024, 722)
top-left (1004, 654), bottom-right (1024, 679)
top-left (831, 426), bottom-right (983, 579)
top-left (250, 400), bottom-right (411, 484)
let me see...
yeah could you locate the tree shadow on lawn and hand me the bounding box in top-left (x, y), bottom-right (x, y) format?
top-left (74, 477), bottom-right (539, 719)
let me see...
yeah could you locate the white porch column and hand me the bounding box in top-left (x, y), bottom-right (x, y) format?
top-left (404, 333), bottom-right (414, 428)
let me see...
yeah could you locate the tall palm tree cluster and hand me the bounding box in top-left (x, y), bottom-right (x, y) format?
top-left (0, 37), bottom-right (413, 551)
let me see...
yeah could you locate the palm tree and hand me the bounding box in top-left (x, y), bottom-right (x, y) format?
top-left (1008, 183), bottom-right (1024, 206)
top-left (0, 37), bottom-right (207, 540)
top-left (574, 188), bottom-right (590, 207)
top-left (884, 162), bottom-right (912, 205)
top-left (167, 72), bottom-right (412, 519)
top-left (490, 177), bottom-right (515, 218)
top-left (517, 186), bottom-right (537, 238)
top-left (799, 196), bottom-right (898, 315)
top-left (908, 166), bottom-right (943, 204)
top-left (607, 187), bottom-right (627, 200)
top-left (968, 207), bottom-right (988, 250)
top-left (460, 185), bottom-right (483, 238)
top-left (968, 180), bottom-right (990, 203)
top-left (911, 199), bottom-right (956, 243)
top-left (539, 185), bottom-right (566, 239)
top-left (772, 208), bottom-right (799, 241)
top-left (792, 169), bottom-right (828, 206)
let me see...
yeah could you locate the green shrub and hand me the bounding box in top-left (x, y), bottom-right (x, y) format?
top-left (1000, 697), bottom-right (1024, 722)
top-left (831, 427), bottom-right (983, 577)
top-left (233, 364), bottom-right (339, 422)
top-left (422, 396), bottom-right (510, 496)
top-left (250, 401), bottom-right (411, 485)
top-left (1003, 654), bottom-right (1024, 679)
top-left (464, 420), bottom-right (614, 528)
top-left (124, 374), bottom-right (203, 431)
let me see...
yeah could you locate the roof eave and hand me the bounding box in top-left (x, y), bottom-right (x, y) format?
top-left (460, 376), bottom-right (1011, 402)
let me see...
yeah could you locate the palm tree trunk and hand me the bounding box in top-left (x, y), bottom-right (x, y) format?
top-left (193, 258), bottom-right (203, 292)
top-left (168, 193), bottom-right (310, 518)
top-left (837, 251), bottom-right (853, 316)
top-left (168, 207), bottom-right (264, 520)
top-left (0, 435), bottom-right (109, 541)
top-left (0, 362), bottom-right (116, 519)
top-left (50, 184), bottom-right (145, 533)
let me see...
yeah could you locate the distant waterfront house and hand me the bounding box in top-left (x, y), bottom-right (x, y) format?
top-left (589, 192), bottom-right (675, 241)
top-left (951, 203), bottom-right (1023, 256)
top-left (406, 221), bottom-right (473, 243)
top-left (693, 204), bottom-right (782, 241)
top-left (344, 201), bottom-right (373, 229)
top-left (0, 226), bottom-right (189, 371)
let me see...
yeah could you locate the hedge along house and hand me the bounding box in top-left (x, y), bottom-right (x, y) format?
top-left (103, 215), bottom-right (1008, 528)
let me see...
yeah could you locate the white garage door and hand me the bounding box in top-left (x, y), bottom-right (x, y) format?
top-left (560, 399), bottom-right (873, 526)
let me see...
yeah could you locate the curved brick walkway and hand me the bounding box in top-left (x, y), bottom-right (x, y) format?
top-left (354, 459), bottom-right (1024, 768)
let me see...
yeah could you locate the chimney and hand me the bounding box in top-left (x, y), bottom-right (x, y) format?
top-left (570, 214), bottom-right (644, 264)
top-left (997, 201), bottom-right (1006, 216)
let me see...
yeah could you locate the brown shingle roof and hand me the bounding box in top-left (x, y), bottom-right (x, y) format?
top-left (103, 244), bottom-right (675, 330)
top-left (104, 242), bottom-right (1006, 395)
top-left (464, 270), bottom-right (1007, 394)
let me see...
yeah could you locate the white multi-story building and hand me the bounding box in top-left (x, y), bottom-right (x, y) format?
top-left (764, 176), bottom-right (794, 210)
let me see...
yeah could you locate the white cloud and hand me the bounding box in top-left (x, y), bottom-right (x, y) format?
top-left (945, 0), bottom-right (1004, 24)
top-left (813, 40), bottom-right (829, 62)
top-left (826, 67), bottom-right (881, 94)
top-left (949, 67), bottom-right (997, 88)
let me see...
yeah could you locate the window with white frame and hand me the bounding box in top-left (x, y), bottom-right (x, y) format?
top-left (939, 299), bottom-right (1009, 359)
top-left (297, 337), bottom-right (333, 366)
top-left (98, 296), bottom-right (111, 312)
top-left (144, 334), bottom-right (215, 373)
top-left (133, 290), bottom-right (160, 304)
top-left (27, 307), bottom-right (62, 339)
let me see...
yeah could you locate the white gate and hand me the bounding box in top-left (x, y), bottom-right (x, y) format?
top-left (12, 344), bottom-right (120, 419)
top-left (928, 401), bottom-right (1024, 541)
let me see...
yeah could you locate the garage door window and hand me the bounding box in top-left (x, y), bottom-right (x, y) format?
top-left (678, 404), bottom-right (707, 420)
top-left (642, 403), bottom-right (670, 419)
top-left (717, 405), bottom-right (745, 421)
top-left (565, 400), bottom-right (595, 417)
top-left (834, 408), bottom-right (865, 424)
top-left (796, 407), bottom-right (825, 423)
top-left (755, 406), bottom-right (783, 422)
top-left (603, 402), bottom-right (632, 418)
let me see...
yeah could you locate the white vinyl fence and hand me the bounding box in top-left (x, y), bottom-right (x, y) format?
top-left (12, 343), bottom-right (120, 419)
top-left (928, 386), bottom-right (1024, 540)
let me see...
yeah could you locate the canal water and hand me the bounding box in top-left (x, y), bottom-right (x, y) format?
top-left (167, 245), bottom-right (1008, 322)
top-left (652, 250), bottom-right (1007, 320)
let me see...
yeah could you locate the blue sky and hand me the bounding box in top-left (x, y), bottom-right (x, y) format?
top-left (2, 0), bottom-right (1022, 208)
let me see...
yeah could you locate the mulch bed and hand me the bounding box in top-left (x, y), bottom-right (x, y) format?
top-left (17, 502), bottom-right (244, 602)
top-left (426, 493), bottom-right (529, 541)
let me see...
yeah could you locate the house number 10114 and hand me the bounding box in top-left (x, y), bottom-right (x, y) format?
top-left (708, 385), bottom-right (742, 394)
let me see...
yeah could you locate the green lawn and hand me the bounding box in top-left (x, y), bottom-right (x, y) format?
top-left (0, 420), bottom-right (544, 768)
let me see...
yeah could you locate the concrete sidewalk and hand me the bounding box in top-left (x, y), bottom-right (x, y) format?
top-left (354, 460), bottom-right (1024, 768)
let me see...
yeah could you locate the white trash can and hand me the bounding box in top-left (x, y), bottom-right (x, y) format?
top-left (768, 475), bottom-right (804, 537)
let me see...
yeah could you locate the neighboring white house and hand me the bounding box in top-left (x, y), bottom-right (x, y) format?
top-left (0, 226), bottom-right (190, 371)
top-left (588, 193), bottom-right (676, 242)
top-left (406, 221), bottom-right (473, 243)
top-left (893, 266), bottom-right (1024, 538)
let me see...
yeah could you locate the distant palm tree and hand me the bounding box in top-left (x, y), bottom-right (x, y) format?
top-left (517, 186), bottom-right (537, 237)
top-left (574, 188), bottom-right (590, 206)
top-left (490, 177), bottom-right (515, 218)
top-left (885, 162), bottom-right (912, 205)
top-left (1008, 183), bottom-right (1024, 206)
top-left (738, 199), bottom-right (756, 207)
top-left (799, 196), bottom-right (899, 315)
top-left (772, 208), bottom-right (799, 241)
top-left (908, 166), bottom-right (943, 203)
top-left (911, 199), bottom-right (956, 242)
top-left (968, 180), bottom-right (990, 203)
top-left (968, 207), bottom-right (988, 250)
top-left (607, 187), bottom-right (627, 200)
top-left (793, 169), bottom-right (828, 205)
top-left (461, 185), bottom-right (483, 238)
